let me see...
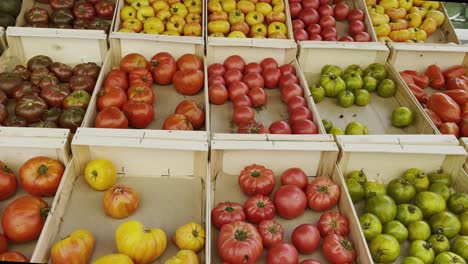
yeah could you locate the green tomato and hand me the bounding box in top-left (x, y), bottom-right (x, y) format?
top-left (310, 82), bottom-right (325, 103)
top-left (396, 204), bottom-right (424, 226)
top-left (347, 169), bottom-right (367, 185)
top-left (428, 169), bottom-right (452, 186)
top-left (392, 106), bottom-right (415, 127)
top-left (344, 73), bottom-right (364, 92)
top-left (355, 89), bottom-right (371, 106)
top-left (337, 90), bottom-right (355, 108)
top-left (369, 234), bottom-right (400, 263)
top-left (409, 240), bottom-right (435, 264)
top-left (364, 181), bottom-right (387, 199)
top-left (408, 220), bottom-right (431, 241)
top-left (434, 252), bottom-right (466, 264)
top-left (387, 178), bottom-right (416, 204)
top-left (429, 211), bottom-right (461, 239)
top-left (383, 220), bottom-right (408, 243)
top-left (344, 64), bottom-right (364, 77)
top-left (363, 125), bottom-right (369, 135)
top-left (377, 78), bottom-right (396, 98)
top-left (460, 211), bottom-right (468, 235)
top-left (403, 168), bottom-right (430, 192)
top-left (345, 121), bottom-right (366, 135)
top-left (364, 63), bottom-right (388, 81)
top-left (346, 178), bottom-right (365, 203)
top-left (330, 127), bottom-right (345, 135)
top-left (451, 236), bottom-right (468, 262)
top-left (427, 234), bottom-right (451, 255)
top-left (402, 256), bottom-right (425, 264)
top-left (321, 64), bottom-right (343, 77)
top-left (429, 182), bottom-right (451, 201)
top-left (322, 119), bottom-right (333, 133)
top-left (415, 191), bottom-right (446, 218)
top-left (365, 195), bottom-right (397, 224)
top-left (448, 192), bottom-right (468, 214)
top-left (359, 213), bottom-right (383, 241)
top-left (363, 75), bottom-right (378, 93)
top-left (319, 74), bottom-right (346, 98)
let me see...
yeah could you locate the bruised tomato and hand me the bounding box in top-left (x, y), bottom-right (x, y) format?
top-left (175, 100), bottom-right (205, 129)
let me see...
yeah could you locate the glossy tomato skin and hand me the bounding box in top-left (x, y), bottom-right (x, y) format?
top-left (440, 122), bottom-right (460, 137)
top-left (217, 221), bottom-right (263, 264)
top-left (260, 58), bottom-right (279, 70)
top-left (257, 220), bottom-right (284, 248)
top-left (245, 63), bottom-right (263, 74)
top-left (233, 94), bottom-right (252, 108)
top-left (444, 89), bottom-right (468, 105)
top-left (279, 73), bottom-right (299, 89)
top-left (223, 55), bottom-right (246, 72)
top-left (27, 55), bottom-right (52, 72)
top-left (97, 86), bottom-right (127, 110)
top-left (243, 73), bottom-right (265, 90)
top-left (103, 185), bottom-right (140, 219)
top-left (20, 156), bottom-right (64, 197)
top-left (149, 52), bottom-right (176, 85)
top-left (248, 87), bottom-right (268, 108)
top-left (424, 108), bottom-right (443, 128)
top-left (0, 161), bottom-right (17, 200)
top-left (233, 106), bottom-right (255, 125)
top-left (229, 81), bottom-right (249, 101)
top-left (0, 234), bottom-right (7, 254)
top-left (208, 63), bottom-right (226, 76)
top-left (15, 95), bottom-right (48, 123)
top-left (0, 251), bottom-right (28, 262)
top-left (267, 241), bottom-right (299, 264)
top-left (287, 96), bottom-right (307, 114)
top-left (209, 83), bottom-right (229, 105)
top-left (211, 201), bottom-right (246, 229)
top-left (281, 168), bottom-right (308, 189)
top-left (306, 176), bottom-right (340, 211)
top-left (269, 120), bottom-right (292, 134)
top-left (59, 107), bottom-right (85, 132)
top-left (292, 119), bottom-right (318, 134)
top-left (122, 102), bottom-right (154, 129)
top-left (208, 75), bottom-right (226, 86)
top-left (175, 100), bottom-right (205, 129)
top-left (322, 234), bottom-right (356, 264)
top-left (447, 76), bottom-right (468, 91)
top-left (238, 120), bottom-right (269, 134)
top-left (224, 69), bottom-right (243, 87)
top-left (239, 164), bottom-right (276, 196)
top-left (12, 82), bottom-right (40, 101)
top-left (127, 84), bottom-right (155, 105)
top-left (289, 106), bottom-right (312, 125)
top-left (69, 75), bottom-right (96, 94)
top-left (291, 224), bottom-right (321, 254)
top-left (73, 2), bottom-right (96, 20)
top-left (162, 114), bottom-right (193, 130)
top-left (427, 93), bottom-right (461, 123)
top-left (40, 84), bottom-right (70, 108)
top-left (177, 54), bottom-right (203, 71)
top-left (95, 107), bottom-right (129, 128)
top-left (279, 64), bottom-right (297, 76)
top-left (120, 53), bottom-right (148, 74)
top-left (2, 196), bottom-right (49, 242)
top-left (50, 229), bottom-right (94, 264)
top-left (2, 116), bottom-right (27, 127)
top-left (13, 65), bottom-right (31, 81)
top-left (274, 185), bottom-right (307, 219)
top-left (263, 68), bottom-right (282, 89)
top-left (244, 194), bottom-right (275, 224)
top-left (63, 90), bottom-right (91, 110)
top-left (49, 62), bottom-right (73, 82)
top-left (173, 70), bottom-right (204, 95)
top-left (318, 211), bottom-right (349, 237)
top-left (73, 62), bottom-right (101, 80)
top-left (95, 0), bottom-right (116, 20)
top-left (129, 68), bottom-right (153, 88)
top-left (104, 69), bottom-right (129, 91)
top-left (281, 83), bottom-right (304, 103)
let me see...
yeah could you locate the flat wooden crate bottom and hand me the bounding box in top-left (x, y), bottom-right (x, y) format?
top-left (53, 175), bottom-right (203, 263)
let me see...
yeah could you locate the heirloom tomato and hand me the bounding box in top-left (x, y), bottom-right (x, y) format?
top-left (51, 229), bottom-right (95, 264)
top-left (149, 52), bottom-right (177, 85)
top-left (281, 167), bottom-right (308, 189)
top-left (177, 54), bottom-right (203, 71)
top-left (162, 114), bottom-right (193, 130)
top-left (25, 7), bottom-right (49, 25)
top-left (274, 185), bottom-right (307, 219)
top-left (13, 65), bottom-right (31, 81)
top-left (122, 101), bottom-right (154, 129)
top-left (41, 84), bottom-right (70, 108)
top-left (12, 82), bottom-right (40, 101)
top-left (233, 94), bottom-right (252, 108)
top-left (224, 69), bottom-right (243, 87)
top-left (103, 185), bottom-right (140, 219)
top-left (288, 96), bottom-right (307, 114)
top-left (238, 164), bottom-right (275, 196)
top-left (31, 68), bottom-right (59, 89)
top-left (63, 90), bottom-right (91, 109)
top-left (306, 176), bottom-right (340, 211)
top-left (73, 2), bottom-right (96, 20)
top-left (322, 234), bottom-right (357, 264)
top-left (229, 81), bottom-right (249, 101)
top-left (175, 100), bottom-right (205, 129)
top-left (50, 62), bottom-right (73, 82)
top-left (120, 53), bottom-right (148, 73)
top-left (244, 194), bottom-right (275, 223)
top-left (73, 62), bottom-right (101, 80)
top-left (243, 73), bottom-right (264, 90)
top-left (19, 156), bottom-right (64, 197)
top-left (15, 94), bottom-right (48, 123)
top-left (95, 0), bottom-right (116, 19)
top-left (165, 250), bottom-right (199, 264)
top-left (211, 201), bottom-right (246, 229)
top-left (127, 84), bottom-right (155, 104)
top-left (2, 116), bottom-right (27, 127)
top-left (173, 222), bottom-right (205, 253)
top-left (0, 72), bottom-right (22, 96)
top-left (104, 69), bottom-right (129, 91)
top-left (267, 241), bottom-right (299, 264)
top-left (69, 75), bottom-right (96, 93)
top-left (291, 224), bottom-right (320, 254)
top-left (289, 106), bottom-right (312, 125)
top-left (237, 120), bottom-right (269, 134)
top-left (257, 219), bottom-right (283, 248)
top-left (84, 158), bottom-right (117, 191)
top-left (93, 254), bottom-right (134, 264)
top-left (129, 67), bottom-right (153, 87)
top-left (217, 221), bottom-right (263, 264)
top-left (0, 161), bottom-right (17, 200)
top-left (173, 70), bottom-right (204, 95)
top-left (0, 252), bottom-right (28, 262)
top-left (317, 211), bottom-right (349, 237)
top-left (0, 105), bottom-right (6, 124)
top-left (59, 107), bottom-right (86, 132)
top-left (279, 64), bottom-right (296, 76)
top-left (97, 86), bottom-right (127, 110)
top-left (27, 55), bottom-right (52, 72)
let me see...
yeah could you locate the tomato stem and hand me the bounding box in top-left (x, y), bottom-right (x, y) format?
top-left (91, 169), bottom-right (98, 179)
top-left (225, 206), bottom-right (234, 213)
top-left (250, 170), bottom-right (261, 178)
top-left (268, 226), bottom-right (277, 234)
top-left (340, 240), bottom-right (352, 250)
top-left (234, 229), bottom-right (248, 241)
top-left (38, 164), bottom-right (48, 175)
top-left (1, 165), bottom-right (11, 173)
top-left (256, 201), bottom-right (265, 208)
top-left (40, 207), bottom-right (50, 218)
top-left (192, 229), bottom-right (199, 238)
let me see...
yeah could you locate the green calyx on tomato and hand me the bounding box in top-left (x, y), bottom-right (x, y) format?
top-left (408, 220), bottom-right (431, 241)
top-left (347, 169), bottom-right (367, 185)
top-left (321, 64), bottom-right (343, 77)
top-left (354, 89), bottom-right (370, 106)
top-left (363, 75), bottom-right (378, 93)
top-left (396, 204), bottom-right (424, 226)
top-left (429, 183), bottom-right (451, 201)
top-left (409, 240), bottom-right (435, 264)
top-left (337, 91), bottom-right (355, 108)
top-left (310, 83), bottom-right (325, 103)
top-left (319, 74), bottom-right (346, 98)
top-left (364, 63), bottom-right (387, 81)
top-left (63, 90), bottom-right (91, 109)
top-left (344, 73), bottom-right (364, 93)
top-left (387, 179), bottom-right (416, 204)
top-left (359, 213), bottom-right (382, 241)
top-left (427, 234), bottom-right (450, 255)
top-left (383, 220), bottom-right (408, 243)
top-left (415, 191), bottom-right (446, 218)
top-left (448, 192), bottom-right (468, 214)
top-left (345, 121), bottom-right (367, 135)
top-left (403, 168), bottom-right (430, 192)
top-left (369, 234), bottom-right (400, 263)
top-left (344, 64), bottom-right (364, 77)
top-left (434, 251), bottom-right (466, 264)
top-left (392, 106), bottom-right (414, 128)
top-left (377, 78), bottom-right (396, 98)
top-left (365, 195), bottom-right (397, 224)
top-left (451, 236), bottom-right (468, 262)
top-left (428, 169), bottom-right (452, 187)
top-left (322, 119), bottom-right (333, 133)
top-left (346, 178), bottom-right (365, 203)
top-left (429, 211), bottom-right (461, 239)
top-left (364, 181), bottom-right (386, 199)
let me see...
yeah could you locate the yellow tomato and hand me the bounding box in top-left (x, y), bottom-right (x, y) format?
top-left (228, 9), bottom-right (245, 24)
top-left (228, 31), bottom-right (247, 37)
top-left (255, 2), bottom-right (272, 16)
top-left (119, 28), bottom-right (136, 33)
top-left (156, 10), bottom-right (172, 22)
top-left (173, 222), bottom-right (205, 253)
top-left (183, 22), bottom-right (202, 36)
top-left (136, 6), bottom-right (155, 21)
top-left (426, 9), bottom-right (445, 26)
top-left (167, 14), bottom-right (186, 33)
top-left (245, 11), bottom-right (264, 26)
top-left (121, 6), bottom-right (137, 21)
top-left (131, 0), bottom-right (150, 10)
top-left (186, 12), bottom-right (202, 23)
top-left (93, 254), bottom-right (134, 264)
top-left (143, 17), bottom-right (165, 34)
top-left (221, 0), bottom-right (237, 12)
top-left (51, 230), bottom-right (95, 264)
top-left (170, 2), bottom-right (188, 17)
top-left (151, 0), bottom-right (169, 12)
top-left (267, 21), bottom-right (287, 35)
top-left (237, 0), bottom-right (255, 14)
top-left (422, 0), bottom-right (439, 10)
top-left (164, 250), bottom-right (199, 264)
top-left (419, 17), bottom-right (437, 36)
top-left (84, 159), bottom-right (117, 191)
top-left (116, 221), bottom-right (167, 264)
top-left (208, 20), bottom-right (230, 35)
top-left (185, 0), bottom-right (202, 14)
top-left (250, 23), bottom-right (267, 37)
top-left (272, 2), bottom-right (285, 12)
top-left (184, 0), bottom-right (201, 7)
top-left (208, 0), bottom-right (223, 12)
top-left (162, 30), bottom-right (181, 35)
top-left (209, 32), bottom-right (225, 37)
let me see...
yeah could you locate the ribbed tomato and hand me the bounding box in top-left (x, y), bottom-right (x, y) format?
top-left (217, 221), bottom-right (263, 264)
top-left (244, 194), bottom-right (275, 224)
top-left (129, 67), bottom-right (153, 87)
top-left (51, 229), bottom-right (95, 264)
top-left (103, 185), bottom-right (140, 219)
top-left (162, 114), bottom-right (193, 130)
top-left (175, 100), bottom-right (205, 130)
top-left (119, 53), bottom-right (148, 73)
top-left (238, 164), bottom-right (276, 196)
top-left (317, 211), bottom-right (349, 236)
top-left (19, 156), bottom-right (64, 197)
top-left (211, 201), bottom-right (246, 229)
top-left (306, 176), bottom-right (340, 212)
top-left (127, 84), bottom-right (155, 105)
top-left (149, 52), bottom-right (177, 85)
top-left (104, 69), bottom-right (129, 91)
top-left (257, 219), bottom-right (284, 248)
top-left (177, 54), bottom-right (203, 71)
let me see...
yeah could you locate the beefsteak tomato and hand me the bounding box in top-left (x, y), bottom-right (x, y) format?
top-left (317, 211), bottom-right (349, 236)
top-left (40, 84), bottom-right (70, 108)
top-left (95, 107), bottom-right (129, 129)
top-left (211, 201), bottom-right (246, 229)
top-left (19, 156), bottom-right (64, 197)
top-left (257, 219), bottom-right (283, 248)
top-left (306, 176), bottom-right (340, 211)
top-left (97, 86), bottom-right (127, 110)
top-left (127, 84), bottom-right (155, 105)
top-left (175, 100), bottom-right (205, 130)
top-left (217, 221), bottom-right (263, 264)
top-left (73, 62), bottom-right (101, 80)
top-left (129, 67), bottom-right (153, 87)
top-left (104, 69), bottom-right (129, 91)
top-left (322, 234), bottom-right (356, 264)
top-left (280, 167), bottom-right (308, 189)
top-left (162, 114), bottom-right (193, 130)
top-left (120, 53), bottom-right (148, 73)
top-left (122, 102), bottom-right (154, 129)
top-left (238, 164), bottom-right (276, 196)
top-left (173, 70), bottom-right (204, 95)
top-left (149, 52), bottom-right (177, 85)
top-left (244, 194), bottom-right (275, 224)
top-left (177, 54), bottom-right (203, 71)
top-left (103, 185), bottom-right (140, 219)
top-left (51, 229), bottom-right (95, 264)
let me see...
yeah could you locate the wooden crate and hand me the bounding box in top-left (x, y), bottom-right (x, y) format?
top-left (208, 140), bottom-right (373, 263)
top-left (337, 136), bottom-right (467, 263)
top-left (460, 137), bottom-right (468, 173)
top-left (207, 41), bottom-right (334, 142)
top-left (81, 37), bottom-right (208, 141)
top-left (34, 129), bottom-right (209, 263)
top-left (0, 132), bottom-right (70, 262)
top-left (14, 0), bottom-right (119, 35)
top-left (0, 27), bottom-right (6, 56)
top-left (298, 41), bottom-right (437, 137)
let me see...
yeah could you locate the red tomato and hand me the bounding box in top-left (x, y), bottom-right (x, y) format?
top-left (257, 220), bottom-right (284, 248)
top-left (229, 81), bottom-right (249, 101)
top-left (245, 63), bottom-right (263, 74)
top-left (299, 8), bottom-right (320, 26)
top-left (289, 106), bottom-right (312, 125)
top-left (349, 20), bottom-right (365, 36)
top-left (97, 86), bottom-right (127, 110)
top-left (95, 107), bottom-right (129, 128)
top-left (274, 185), bottom-right (307, 219)
top-left (173, 70), bottom-right (204, 95)
top-left (224, 69), bottom-right (243, 87)
top-left (0, 234), bottom-right (6, 254)
top-left (176, 54), bottom-right (203, 71)
top-left (444, 89), bottom-right (468, 105)
top-left (317, 211), bottom-right (349, 237)
top-left (321, 26), bottom-right (338, 39)
top-left (301, 260), bottom-right (322, 264)
top-left (440, 122), bottom-right (460, 137)
top-left (291, 224), bottom-right (321, 254)
top-left (217, 221), bottom-right (263, 264)
top-left (307, 24), bottom-right (321, 36)
top-left (424, 108), bottom-right (443, 128)
top-left (209, 75), bottom-right (226, 86)
top-left (263, 68), bottom-right (282, 89)
top-left (175, 100), bottom-right (205, 129)
top-left (294, 29), bottom-right (309, 41)
top-left (19, 157), bottom-right (64, 197)
top-left (319, 15), bottom-right (336, 28)
top-left (288, 96), bottom-right (308, 114)
top-left (318, 4), bottom-right (334, 16)
top-left (347, 9), bottom-right (365, 21)
top-left (238, 164), bottom-right (276, 196)
top-left (260, 58), bottom-right (278, 70)
top-left (211, 202), bottom-right (246, 229)
top-left (269, 120), bottom-right (292, 134)
top-left (461, 120), bottom-right (468, 137)
top-left (233, 94), bottom-right (252, 108)
top-left (279, 74), bottom-right (299, 89)
top-left (248, 87), bottom-right (268, 108)
top-left (279, 64), bottom-right (296, 76)
top-left (281, 83), bottom-right (304, 103)
top-left (104, 69), bottom-right (128, 91)
top-left (322, 234), bottom-right (356, 264)
top-left (447, 76), bottom-right (468, 91)
top-left (266, 241), bottom-right (299, 264)
top-left (2, 196), bottom-right (49, 242)
top-left (209, 83), bottom-right (229, 105)
top-left (289, 3), bottom-right (302, 19)
top-left (443, 65), bottom-right (467, 79)
top-left (119, 53), bottom-right (148, 73)
top-left (129, 67), bottom-right (153, 87)
top-left (306, 176), bottom-right (340, 211)
top-left (122, 102), bottom-right (154, 129)
top-left (399, 72), bottom-right (415, 86)
top-left (353, 32), bottom-right (372, 42)
top-left (281, 168), bottom-right (308, 189)
top-left (127, 84), bottom-right (155, 105)
top-left (0, 161), bottom-right (17, 200)
top-left (303, 0), bottom-right (319, 10)
top-left (244, 194), bottom-right (275, 224)
top-left (148, 52), bottom-right (177, 85)
top-left (233, 106), bottom-right (255, 125)
top-left (334, 3), bottom-right (349, 21)
top-left (0, 251), bottom-right (28, 262)
top-left (243, 73), bottom-right (265, 89)
top-left (292, 119), bottom-right (318, 134)
top-left (162, 114), bottom-right (193, 130)
top-left (427, 93), bottom-right (461, 123)
top-left (95, 0), bottom-right (115, 19)
top-left (339, 36), bottom-right (354, 42)
top-left (309, 34), bottom-right (323, 41)
top-left (208, 63), bottom-right (226, 76)
top-left (238, 120), bottom-right (269, 134)
top-left (223, 55), bottom-right (246, 72)
top-left (408, 83), bottom-right (428, 104)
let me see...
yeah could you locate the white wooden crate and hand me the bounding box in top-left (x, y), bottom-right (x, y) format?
top-left (34, 128), bottom-right (209, 263)
top-left (0, 132), bottom-right (70, 262)
top-left (208, 140), bottom-right (372, 263)
top-left (0, 27), bottom-right (6, 56)
top-left (298, 41), bottom-right (437, 138)
top-left (460, 137), bottom-right (468, 173)
top-left (337, 138), bottom-right (467, 263)
top-left (207, 41), bottom-right (334, 142)
top-left (81, 38), bottom-right (208, 141)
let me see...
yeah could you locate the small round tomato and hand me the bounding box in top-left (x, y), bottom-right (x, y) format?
top-left (317, 211), bottom-right (349, 237)
top-left (263, 68), bottom-right (282, 89)
top-left (274, 185), bottom-right (307, 219)
top-left (122, 102), bottom-right (154, 129)
top-left (244, 194), bottom-right (275, 224)
top-left (97, 86), bottom-right (128, 110)
top-left (281, 167), bottom-right (308, 189)
top-left (224, 69), bottom-right (243, 87)
top-left (223, 55), bottom-right (245, 72)
top-left (260, 58), bottom-right (279, 70)
top-left (248, 87), bottom-right (267, 108)
top-left (162, 114), bottom-right (193, 130)
top-left (281, 83), bottom-right (304, 103)
top-left (208, 75), bottom-right (226, 86)
top-left (279, 64), bottom-right (296, 76)
top-left (103, 185), bottom-right (140, 219)
top-left (0, 252), bottom-right (28, 262)
top-left (120, 53), bottom-right (148, 73)
top-left (229, 81), bottom-right (249, 101)
top-left (289, 106), bottom-right (312, 125)
top-left (175, 100), bottom-right (205, 130)
top-left (279, 73), bottom-right (299, 89)
top-left (208, 63), bottom-right (226, 76)
top-left (233, 106), bottom-right (255, 125)
top-left (127, 84), bottom-right (155, 105)
top-left (129, 68), bottom-right (153, 88)
top-left (245, 62), bottom-right (263, 74)
top-left (238, 164), bottom-right (276, 196)
top-left (173, 70), bottom-right (204, 95)
top-left (322, 234), bottom-right (357, 264)
top-left (269, 120), bottom-right (292, 134)
top-left (211, 201), bottom-right (245, 229)
top-left (104, 69), bottom-right (129, 91)
top-left (209, 83), bottom-right (228, 105)
top-left (177, 54), bottom-right (203, 71)
top-left (257, 220), bottom-right (283, 248)
top-left (306, 176), bottom-right (340, 211)
top-left (19, 156), bottom-right (64, 197)
top-left (292, 119), bottom-right (318, 134)
top-left (287, 96), bottom-right (307, 114)
top-left (95, 107), bottom-right (129, 129)
top-left (267, 241), bottom-right (298, 264)
top-left (243, 73), bottom-right (265, 90)
top-left (217, 221), bottom-right (263, 264)
top-left (291, 224), bottom-right (321, 254)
